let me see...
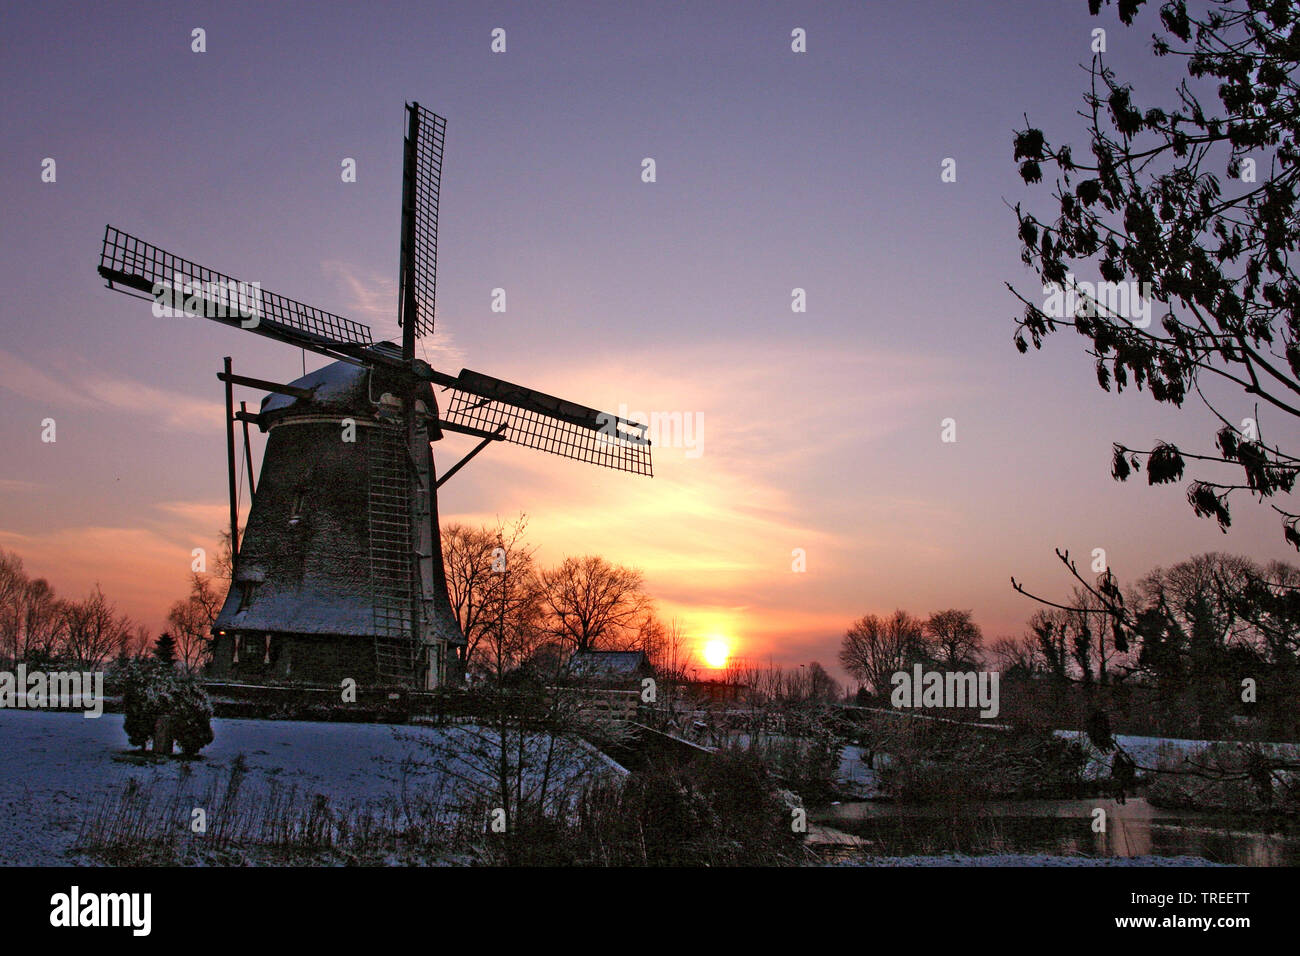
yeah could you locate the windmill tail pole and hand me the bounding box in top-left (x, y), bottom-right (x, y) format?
top-left (223, 356), bottom-right (239, 570)
top-left (240, 401), bottom-right (256, 496)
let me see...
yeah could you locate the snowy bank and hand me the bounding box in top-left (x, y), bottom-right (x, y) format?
top-left (0, 709), bottom-right (621, 865)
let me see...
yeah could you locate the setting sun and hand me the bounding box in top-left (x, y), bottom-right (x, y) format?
top-left (702, 638), bottom-right (731, 669)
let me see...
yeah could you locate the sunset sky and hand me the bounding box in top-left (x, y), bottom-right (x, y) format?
top-left (1, 0), bottom-right (1295, 677)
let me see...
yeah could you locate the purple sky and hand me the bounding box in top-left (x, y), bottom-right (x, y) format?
top-left (1, 0), bottom-right (1294, 672)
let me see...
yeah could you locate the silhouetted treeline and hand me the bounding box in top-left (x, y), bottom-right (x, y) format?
top-left (0, 547), bottom-right (148, 668)
top-left (997, 552), bottom-right (1300, 740)
top-left (0, 546), bottom-right (220, 672)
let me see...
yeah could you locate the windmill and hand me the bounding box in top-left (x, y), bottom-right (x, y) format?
top-left (97, 103), bottom-right (653, 689)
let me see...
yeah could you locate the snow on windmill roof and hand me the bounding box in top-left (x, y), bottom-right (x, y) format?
top-left (258, 345), bottom-right (437, 427)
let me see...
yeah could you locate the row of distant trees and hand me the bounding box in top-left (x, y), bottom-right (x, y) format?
top-left (1004, 550), bottom-right (1300, 738)
top-left (837, 553), bottom-right (1299, 686)
top-left (3, 517), bottom-right (660, 680)
top-left (831, 551), bottom-right (1300, 738)
top-left (2, 518), bottom-right (824, 689)
top-left (838, 609), bottom-right (984, 696)
top-left (722, 660), bottom-right (842, 703)
top-left (0, 547), bottom-right (219, 672)
top-left (447, 518), bottom-right (1300, 738)
top-left (1004, 552), bottom-right (1300, 683)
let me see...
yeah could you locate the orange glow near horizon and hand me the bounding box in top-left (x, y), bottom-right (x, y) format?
top-left (3, 339), bottom-right (1289, 679)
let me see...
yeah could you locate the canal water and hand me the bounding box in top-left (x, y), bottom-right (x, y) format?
top-left (817, 797), bottom-right (1300, 865)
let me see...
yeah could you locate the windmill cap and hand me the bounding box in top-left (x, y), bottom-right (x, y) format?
top-left (259, 349), bottom-right (436, 428)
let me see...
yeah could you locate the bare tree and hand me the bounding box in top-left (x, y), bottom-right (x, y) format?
top-left (924, 609), bottom-right (984, 668)
top-left (807, 661), bottom-right (841, 702)
top-left (123, 623), bottom-right (153, 660)
top-left (167, 574), bottom-right (222, 673)
top-left (639, 617), bottom-right (692, 723)
top-left (538, 555), bottom-right (651, 653)
top-left (17, 577), bottom-right (62, 660)
top-left (634, 611), bottom-right (667, 668)
top-left (0, 548), bottom-right (25, 662)
top-left (61, 585), bottom-right (132, 670)
top-left (212, 528), bottom-right (236, 584)
top-left (443, 515), bottom-right (539, 675)
top-left (0, 552), bottom-right (66, 663)
top-left (1026, 608), bottom-right (1071, 682)
top-left (988, 634), bottom-right (1041, 675)
top-left (839, 610), bottom-right (926, 696)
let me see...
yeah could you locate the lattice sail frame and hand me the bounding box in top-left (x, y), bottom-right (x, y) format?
top-left (98, 226), bottom-right (374, 352)
top-left (398, 103), bottom-right (446, 339)
top-left (442, 369), bottom-right (654, 476)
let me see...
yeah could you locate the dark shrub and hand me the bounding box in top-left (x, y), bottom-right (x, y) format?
top-left (879, 720), bottom-right (1085, 803)
top-left (477, 750), bottom-right (805, 866)
top-left (172, 678), bottom-right (215, 755)
top-left (119, 658), bottom-right (214, 755)
top-left (579, 750), bottom-right (804, 865)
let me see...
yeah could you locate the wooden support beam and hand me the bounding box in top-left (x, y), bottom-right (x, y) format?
top-left (223, 357), bottom-right (240, 570)
top-left (436, 419), bottom-right (509, 441)
top-left (216, 370), bottom-right (312, 399)
top-left (436, 424), bottom-right (507, 488)
top-left (239, 401), bottom-right (256, 497)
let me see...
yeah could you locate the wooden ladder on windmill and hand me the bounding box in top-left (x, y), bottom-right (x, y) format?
top-left (368, 421), bottom-right (418, 682)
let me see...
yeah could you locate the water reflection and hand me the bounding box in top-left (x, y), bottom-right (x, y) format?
top-left (819, 798), bottom-right (1299, 865)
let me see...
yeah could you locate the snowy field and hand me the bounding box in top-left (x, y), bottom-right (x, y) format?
top-left (2, 710), bottom-right (1285, 867)
top-left (835, 730), bottom-right (1300, 794)
top-left (838, 743), bottom-right (883, 798)
top-left (1054, 730), bottom-right (1300, 780)
top-left (0, 709), bottom-right (622, 866)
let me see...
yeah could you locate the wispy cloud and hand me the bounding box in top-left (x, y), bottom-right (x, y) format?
top-left (0, 349), bottom-right (222, 432)
top-left (153, 500), bottom-right (231, 533)
top-left (435, 340), bottom-right (963, 662)
top-left (0, 525), bottom-right (198, 628)
top-left (321, 260), bottom-right (465, 366)
top-left (0, 497), bottom-right (230, 629)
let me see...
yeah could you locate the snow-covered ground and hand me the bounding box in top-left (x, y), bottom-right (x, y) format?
top-left (0, 709), bottom-right (621, 865)
top-left (838, 744), bottom-right (883, 798)
top-left (1054, 730), bottom-right (1300, 780)
top-left (3, 709), bottom-right (1288, 867)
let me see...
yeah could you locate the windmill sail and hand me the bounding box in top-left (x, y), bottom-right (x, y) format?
top-left (440, 368), bottom-right (654, 476)
top-left (398, 103), bottom-right (446, 340)
top-left (98, 226), bottom-right (376, 362)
